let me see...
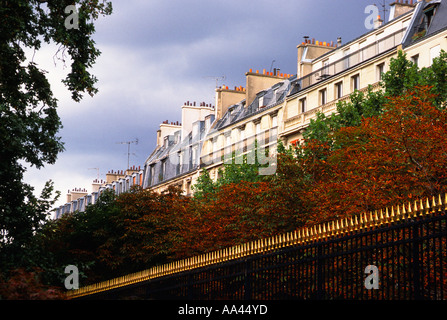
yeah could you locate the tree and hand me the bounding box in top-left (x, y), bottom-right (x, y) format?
top-left (192, 141), bottom-right (268, 199)
top-left (303, 50), bottom-right (447, 151)
top-left (111, 186), bottom-right (189, 271)
top-left (0, 1), bottom-right (112, 271)
top-left (35, 189), bottom-right (121, 286)
top-left (299, 86), bottom-right (447, 222)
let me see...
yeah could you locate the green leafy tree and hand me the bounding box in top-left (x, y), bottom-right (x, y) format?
top-left (193, 140), bottom-right (268, 199)
top-left (0, 0), bottom-right (112, 273)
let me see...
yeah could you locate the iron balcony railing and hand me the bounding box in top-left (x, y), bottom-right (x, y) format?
top-left (298, 28), bottom-right (407, 91)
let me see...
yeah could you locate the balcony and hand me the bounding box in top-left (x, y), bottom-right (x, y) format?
top-left (298, 28), bottom-right (406, 91)
top-left (284, 82), bottom-right (381, 134)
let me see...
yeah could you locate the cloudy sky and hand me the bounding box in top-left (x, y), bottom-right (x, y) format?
top-left (23, 0), bottom-right (394, 212)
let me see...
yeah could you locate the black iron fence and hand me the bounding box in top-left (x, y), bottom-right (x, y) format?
top-left (75, 203), bottom-right (446, 300)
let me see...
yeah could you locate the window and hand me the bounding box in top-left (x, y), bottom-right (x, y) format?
top-left (226, 134), bottom-right (231, 147)
top-left (351, 74), bottom-right (360, 91)
top-left (192, 123), bottom-right (198, 137)
top-left (240, 128), bottom-right (245, 140)
top-left (176, 152), bottom-right (182, 175)
top-left (150, 165), bottom-right (155, 185)
top-left (376, 63), bottom-right (385, 81)
top-left (319, 88), bottom-right (327, 106)
top-left (343, 48), bottom-right (350, 69)
top-left (256, 122), bottom-right (261, 135)
top-left (430, 45), bottom-right (441, 65)
top-left (213, 138), bottom-right (219, 152)
top-left (160, 160), bottom-right (167, 181)
top-left (300, 98), bottom-right (307, 113)
top-left (423, 5), bottom-right (438, 30)
top-left (271, 115), bottom-right (278, 127)
top-left (411, 54), bottom-right (419, 67)
top-left (192, 146), bottom-right (198, 166)
top-left (322, 59), bottom-right (330, 77)
top-left (335, 82), bottom-right (343, 99)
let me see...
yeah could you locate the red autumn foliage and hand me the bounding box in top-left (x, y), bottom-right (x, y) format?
top-left (174, 181), bottom-right (273, 258)
top-left (296, 86), bottom-right (447, 224)
top-left (0, 269), bottom-right (65, 300)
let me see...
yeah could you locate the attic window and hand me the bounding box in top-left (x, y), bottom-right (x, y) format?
top-left (192, 123), bottom-right (198, 137)
top-left (259, 96), bottom-right (265, 107)
top-left (423, 5), bottom-right (438, 29)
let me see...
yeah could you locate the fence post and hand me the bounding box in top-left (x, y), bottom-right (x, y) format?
top-left (244, 258), bottom-right (253, 300)
top-left (317, 243), bottom-right (324, 300)
top-left (412, 222), bottom-right (422, 300)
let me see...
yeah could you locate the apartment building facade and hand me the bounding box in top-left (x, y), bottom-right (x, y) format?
top-left (281, 0), bottom-right (447, 145)
top-left (54, 166), bottom-right (144, 219)
top-left (54, 0), bottom-right (447, 217)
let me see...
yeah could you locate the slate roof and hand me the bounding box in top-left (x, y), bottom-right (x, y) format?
top-left (212, 77), bottom-right (295, 132)
top-left (403, 0), bottom-right (447, 47)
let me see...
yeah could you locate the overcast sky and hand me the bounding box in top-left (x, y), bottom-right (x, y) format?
top-left (23, 0), bottom-right (394, 212)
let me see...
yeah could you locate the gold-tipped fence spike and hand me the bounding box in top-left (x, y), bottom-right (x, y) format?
top-left (327, 221), bottom-right (332, 234)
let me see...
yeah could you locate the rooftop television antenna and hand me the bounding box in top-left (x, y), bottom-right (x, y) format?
top-left (116, 138), bottom-right (139, 170)
top-left (204, 75), bottom-right (226, 88)
top-left (88, 167), bottom-right (100, 180)
top-left (374, 0), bottom-right (389, 21)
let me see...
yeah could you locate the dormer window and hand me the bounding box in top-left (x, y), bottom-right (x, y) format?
top-left (423, 4), bottom-right (438, 29)
top-left (192, 123), bottom-right (198, 137)
top-left (259, 96), bottom-right (265, 108)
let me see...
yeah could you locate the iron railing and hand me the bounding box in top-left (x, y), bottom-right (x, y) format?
top-left (68, 194), bottom-right (447, 300)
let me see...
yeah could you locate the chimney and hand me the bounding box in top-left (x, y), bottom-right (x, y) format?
top-left (337, 37), bottom-right (342, 47)
top-left (245, 69), bottom-right (289, 107)
top-left (215, 85), bottom-right (246, 120)
top-left (297, 37), bottom-right (336, 78)
top-left (374, 15), bottom-right (384, 29)
top-left (389, 0), bottom-right (416, 21)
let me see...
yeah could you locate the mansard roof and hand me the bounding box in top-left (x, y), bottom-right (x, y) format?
top-left (212, 78), bottom-right (294, 132)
